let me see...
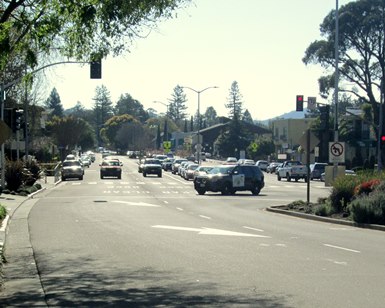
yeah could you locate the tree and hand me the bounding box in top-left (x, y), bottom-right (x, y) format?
top-left (93, 85), bottom-right (114, 146)
top-left (225, 81), bottom-right (243, 119)
top-left (100, 114), bottom-right (138, 150)
top-left (168, 85), bottom-right (188, 126)
top-left (115, 94), bottom-right (149, 123)
top-left (303, 0), bottom-right (385, 136)
top-left (203, 106), bottom-right (218, 127)
top-left (243, 109), bottom-right (254, 124)
top-left (47, 115), bottom-right (94, 154)
top-left (0, 1), bottom-right (191, 72)
top-left (45, 88), bottom-right (64, 117)
top-left (247, 136), bottom-right (275, 161)
top-left (214, 117), bottom-right (251, 158)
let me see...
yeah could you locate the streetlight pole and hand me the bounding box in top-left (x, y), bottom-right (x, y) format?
top-left (153, 100), bottom-right (169, 143)
top-left (182, 86), bottom-right (218, 164)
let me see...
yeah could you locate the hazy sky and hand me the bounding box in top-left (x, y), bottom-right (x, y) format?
top-left (47, 0), bottom-right (354, 121)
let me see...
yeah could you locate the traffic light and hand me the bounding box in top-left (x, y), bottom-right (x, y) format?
top-left (381, 135), bottom-right (385, 147)
top-left (12, 108), bottom-right (24, 132)
top-left (90, 59), bottom-right (102, 79)
top-left (296, 95), bottom-right (304, 111)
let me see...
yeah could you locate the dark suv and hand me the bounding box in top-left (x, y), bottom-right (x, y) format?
top-left (193, 164), bottom-right (264, 195)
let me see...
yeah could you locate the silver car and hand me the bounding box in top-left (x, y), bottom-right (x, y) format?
top-left (61, 160), bottom-right (84, 181)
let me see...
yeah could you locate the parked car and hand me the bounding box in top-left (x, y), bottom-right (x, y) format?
top-left (142, 158), bottom-right (162, 177)
top-left (310, 163), bottom-right (328, 180)
top-left (100, 159), bottom-right (122, 179)
top-left (321, 169), bottom-right (356, 182)
top-left (178, 161), bottom-right (191, 176)
top-left (194, 164), bottom-right (264, 196)
top-left (162, 158), bottom-right (174, 171)
top-left (256, 160), bottom-right (269, 171)
top-left (226, 157), bottom-right (238, 164)
top-left (183, 163), bottom-right (199, 180)
top-left (267, 162), bottom-right (280, 174)
top-left (61, 160), bottom-right (84, 181)
top-left (172, 158), bottom-right (188, 174)
top-left (238, 159), bottom-right (255, 165)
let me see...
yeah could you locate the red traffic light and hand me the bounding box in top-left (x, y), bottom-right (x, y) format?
top-left (381, 135), bottom-right (385, 142)
top-left (296, 95), bottom-right (304, 111)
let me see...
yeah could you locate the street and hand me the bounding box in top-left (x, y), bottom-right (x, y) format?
top-left (3, 155), bottom-right (385, 307)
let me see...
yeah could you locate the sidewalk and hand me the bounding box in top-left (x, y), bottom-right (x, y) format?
top-left (0, 175), bottom-right (59, 306)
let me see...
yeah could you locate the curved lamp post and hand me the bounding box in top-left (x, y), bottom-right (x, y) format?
top-left (181, 86), bottom-right (218, 164)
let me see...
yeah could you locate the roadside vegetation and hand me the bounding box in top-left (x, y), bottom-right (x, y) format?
top-left (287, 171), bottom-right (385, 225)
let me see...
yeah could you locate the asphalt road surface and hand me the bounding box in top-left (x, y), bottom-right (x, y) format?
top-left (20, 155), bottom-right (385, 307)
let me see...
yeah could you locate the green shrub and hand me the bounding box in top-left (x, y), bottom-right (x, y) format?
top-left (0, 204), bottom-right (6, 220)
top-left (314, 201), bottom-right (335, 217)
top-left (25, 160), bottom-right (41, 180)
top-left (5, 159), bottom-right (24, 191)
top-left (330, 175), bottom-right (359, 212)
top-left (348, 192), bottom-right (385, 225)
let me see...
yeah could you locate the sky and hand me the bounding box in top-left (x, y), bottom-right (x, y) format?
top-left (47, 0), bottom-right (354, 121)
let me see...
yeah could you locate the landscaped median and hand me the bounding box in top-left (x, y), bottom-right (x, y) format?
top-left (267, 170), bottom-right (385, 232)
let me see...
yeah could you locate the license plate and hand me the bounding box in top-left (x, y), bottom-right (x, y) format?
top-left (200, 183), bottom-right (205, 187)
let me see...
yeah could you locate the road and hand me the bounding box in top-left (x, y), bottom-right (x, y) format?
top-left (16, 155), bottom-right (385, 306)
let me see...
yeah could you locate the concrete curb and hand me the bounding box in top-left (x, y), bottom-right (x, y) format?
top-left (266, 205), bottom-right (385, 232)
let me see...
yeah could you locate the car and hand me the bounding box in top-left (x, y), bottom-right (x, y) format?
top-left (138, 158), bottom-right (145, 173)
top-left (100, 159), bottom-right (122, 179)
top-left (80, 155), bottom-right (91, 168)
top-left (178, 161), bottom-right (191, 176)
top-left (171, 158), bottom-right (188, 174)
top-left (183, 163), bottom-right (199, 180)
top-left (238, 159), bottom-right (255, 165)
top-left (162, 158), bottom-right (174, 171)
top-left (310, 163), bottom-right (328, 180)
top-left (86, 151), bottom-right (96, 162)
top-left (226, 157), bottom-right (238, 164)
top-left (194, 164), bottom-right (264, 196)
top-left (155, 154), bottom-right (168, 163)
top-left (267, 162), bottom-right (280, 174)
top-left (193, 166), bottom-right (214, 180)
top-left (65, 154), bottom-right (77, 161)
top-left (61, 160), bottom-right (84, 181)
top-left (320, 169), bottom-right (356, 182)
top-left (256, 160), bottom-right (269, 171)
top-left (142, 158), bottom-right (162, 177)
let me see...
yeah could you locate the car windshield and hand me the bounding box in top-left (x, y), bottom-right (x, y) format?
top-left (288, 161), bottom-right (302, 166)
top-left (145, 159), bottom-right (161, 165)
top-left (102, 161), bottom-right (120, 166)
top-left (63, 161), bottom-right (81, 167)
top-left (209, 166), bottom-right (234, 174)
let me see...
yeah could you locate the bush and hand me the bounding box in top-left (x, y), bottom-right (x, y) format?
top-left (314, 201), bottom-right (335, 217)
top-left (348, 192), bottom-right (385, 225)
top-left (5, 159), bottom-right (24, 191)
top-left (0, 204), bottom-right (6, 221)
top-left (329, 175), bottom-right (359, 212)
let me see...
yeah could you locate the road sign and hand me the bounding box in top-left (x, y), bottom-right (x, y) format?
top-left (307, 97), bottom-right (317, 110)
top-left (250, 142), bottom-right (257, 152)
top-left (329, 142), bottom-right (345, 163)
top-left (163, 141), bottom-right (171, 149)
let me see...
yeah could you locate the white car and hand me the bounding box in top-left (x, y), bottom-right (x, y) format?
top-left (226, 157), bottom-right (238, 163)
top-left (256, 160), bottom-right (269, 171)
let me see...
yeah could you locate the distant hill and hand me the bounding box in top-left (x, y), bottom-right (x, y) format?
top-left (255, 109), bottom-right (309, 126)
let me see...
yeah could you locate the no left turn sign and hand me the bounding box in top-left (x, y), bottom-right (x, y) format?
top-left (329, 142), bottom-right (345, 163)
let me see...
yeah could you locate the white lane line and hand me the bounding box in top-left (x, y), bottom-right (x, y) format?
top-left (176, 207), bottom-right (183, 211)
top-left (243, 226), bottom-right (264, 232)
top-left (0, 215), bottom-right (9, 231)
top-left (323, 243), bottom-right (361, 253)
top-left (88, 182), bottom-right (97, 185)
top-left (72, 182), bottom-right (81, 185)
top-left (199, 215), bottom-right (212, 220)
top-left (163, 200), bottom-right (169, 204)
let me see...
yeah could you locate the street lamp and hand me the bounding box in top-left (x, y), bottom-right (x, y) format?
top-left (182, 86), bottom-right (218, 164)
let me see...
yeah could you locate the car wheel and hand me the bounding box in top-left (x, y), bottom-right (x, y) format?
top-left (79, 175), bottom-right (83, 180)
top-left (286, 174), bottom-right (291, 182)
top-left (251, 186), bottom-right (261, 195)
top-left (277, 174), bottom-right (281, 181)
top-left (221, 183), bottom-right (233, 195)
top-left (158, 173), bottom-right (162, 178)
top-left (196, 189), bottom-right (206, 195)
top-left (118, 174), bottom-right (121, 179)
top-left (143, 172), bottom-right (147, 177)
top-left (61, 177), bottom-right (66, 181)
top-left (295, 178), bottom-right (299, 182)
